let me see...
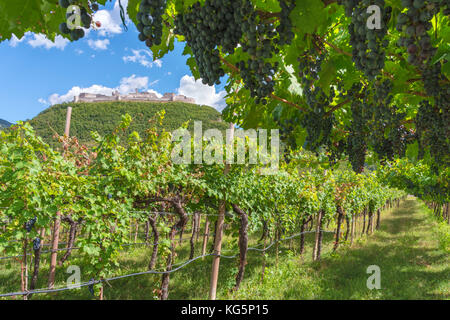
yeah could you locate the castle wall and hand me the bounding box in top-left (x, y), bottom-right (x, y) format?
top-left (74, 92), bottom-right (195, 104)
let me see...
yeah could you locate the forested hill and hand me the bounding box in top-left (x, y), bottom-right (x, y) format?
top-left (29, 101), bottom-right (228, 148)
top-left (0, 119), bottom-right (11, 129)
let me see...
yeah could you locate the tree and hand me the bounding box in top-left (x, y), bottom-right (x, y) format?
top-left (0, 0), bottom-right (448, 172)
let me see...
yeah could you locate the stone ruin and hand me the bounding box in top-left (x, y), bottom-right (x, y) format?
top-left (73, 89), bottom-right (196, 104)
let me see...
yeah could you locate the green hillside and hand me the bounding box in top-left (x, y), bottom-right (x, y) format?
top-left (0, 119), bottom-right (11, 130)
top-left (29, 101), bottom-right (228, 148)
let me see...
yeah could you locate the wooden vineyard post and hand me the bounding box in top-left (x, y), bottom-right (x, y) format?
top-left (134, 221), bottom-right (139, 243)
top-left (350, 213), bottom-right (355, 246)
top-left (201, 217), bottom-right (210, 259)
top-left (22, 238), bottom-right (28, 300)
top-left (209, 123), bottom-right (234, 300)
top-left (261, 237), bottom-right (267, 283)
top-left (189, 212), bottom-right (199, 259)
top-left (48, 212), bottom-right (61, 288)
top-left (195, 213), bottom-right (201, 243)
top-left (299, 218), bottom-right (307, 257)
top-left (312, 210), bottom-right (323, 261)
top-left (48, 106), bottom-right (72, 289)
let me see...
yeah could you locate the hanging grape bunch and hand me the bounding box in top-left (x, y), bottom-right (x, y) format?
top-left (33, 238), bottom-right (41, 251)
top-left (415, 100), bottom-right (449, 167)
top-left (340, 0), bottom-right (391, 80)
top-left (174, 0), bottom-right (250, 87)
top-left (276, 0), bottom-right (296, 46)
top-left (396, 0), bottom-right (450, 166)
top-left (25, 216), bottom-right (37, 232)
top-left (88, 278), bottom-right (95, 295)
top-left (298, 48), bottom-right (335, 152)
top-left (341, 82), bottom-right (371, 172)
top-left (420, 61), bottom-right (450, 103)
top-left (237, 0), bottom-right (295, 104)
top-left (274, 114), bottom-right (300, 150)
top-left (373, 79), bottom-right (413, 160)
top-left (174, 0), bottom-right (295, 104)
top-left (396, 0), bottom-right (441, 68)
top-left (136, 0), bottom-right (166, 47)
top-left (58, 0), bottom-right (94, 41)
top-left (369, 79), bottom-right (395, 159)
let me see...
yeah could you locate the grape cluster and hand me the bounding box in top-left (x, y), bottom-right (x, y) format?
top-left (421, 61), bottom-right (450, 112)
top-left (396, 0), bottom-right (440, 67)
top-left (275, 116), bottom-right (300, 150)
top-left (298, 49), bottom-right (335, 153)
top-left (348, 103), bottom-right (368, 172)
top-left (341, 83), bottom-right (370, 172)
top-left (174, 0), bottom-right (246, 86)
top-left (88, 278), bottom-right (95, 295)
top-left (238, 9), bottom-right (281, 104)
top-left (415, 100), bottom-right (449, 167)
top-left (370, 79), bottom-right (396, 159)
top-left (396, 1), bottom-right (450, 167)
top-left (238, 59), bottom-right (278, 105)
top-left (174, 0), bottom-right (295, 104)
top-left (418, 62), bottom-right (450, 168)
top-left (58, 0), bottom-right (93, 41)
top-left (326, 140), bottom-right (348, 165)
top-left (33, 238), bottom-right (41, 251)
top-left (349, 78), bottom-right (415, 163)
top-left (341, 0), bottom-right (391, 79)
top-left (136, 0), bottom-right (166, 48)
top-left (276, 0), bottom-right (296, 46)
top-left (301, 107), bottom-right (335, 153)
top-left (25, 216), bottom-right (37, 232)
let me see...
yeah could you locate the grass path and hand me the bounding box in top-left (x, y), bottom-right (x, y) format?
top-left (0, 197), bottom-right (448, 300)
top-left (230, 197), bottom-right (449, 299)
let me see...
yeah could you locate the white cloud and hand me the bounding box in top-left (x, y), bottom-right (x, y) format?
top-left (26, 33), bottom-right (70, 50)
top-left (176, 75), bottom-right (227, 111)
top-left (123, 49), bottom-right (162, 68)
top-left (87, 38), bottom-right (110, 50)
top-left (9, 34), bottom-right (26, 47)
top-left (38, 98), bottom-right (48, 105)
top-left (44, 75), bottom-right (157, 105)
top-left (93, 0), bottom-right (129, 37)
top-left (147, 89), bottom-right (163, 98)
top-left (116, 74), bottom-right (149, 94)
top-left (75, 49), bottom-right (84, 55)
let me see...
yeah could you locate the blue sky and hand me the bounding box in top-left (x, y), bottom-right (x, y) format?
top-left (0, 0), bottom-right (227, 123)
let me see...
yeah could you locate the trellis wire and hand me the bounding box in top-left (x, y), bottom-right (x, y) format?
top-left (0, 237), bottom-right (194, 261)
top-left (0, 228), bottom-right (334, 298)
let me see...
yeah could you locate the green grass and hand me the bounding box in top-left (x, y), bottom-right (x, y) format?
top-left (0, 197), bottom-right (448, 300)
top-left (231, 198), bottom-right (449, 300)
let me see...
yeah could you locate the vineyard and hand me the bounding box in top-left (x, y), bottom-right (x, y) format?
top-left (0, 0), bottom-right (449, 301)
top-left (0, 117), bottom-right (436, 300)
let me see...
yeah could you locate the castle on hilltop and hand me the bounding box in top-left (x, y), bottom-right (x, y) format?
top-left (73, 90), bottom-right (195, 104)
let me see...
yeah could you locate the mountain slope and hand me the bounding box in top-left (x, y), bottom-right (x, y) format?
top-left (0, 119), bottom-right (11, 130)
top-left (29, 101), bottom-right (228, 148)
